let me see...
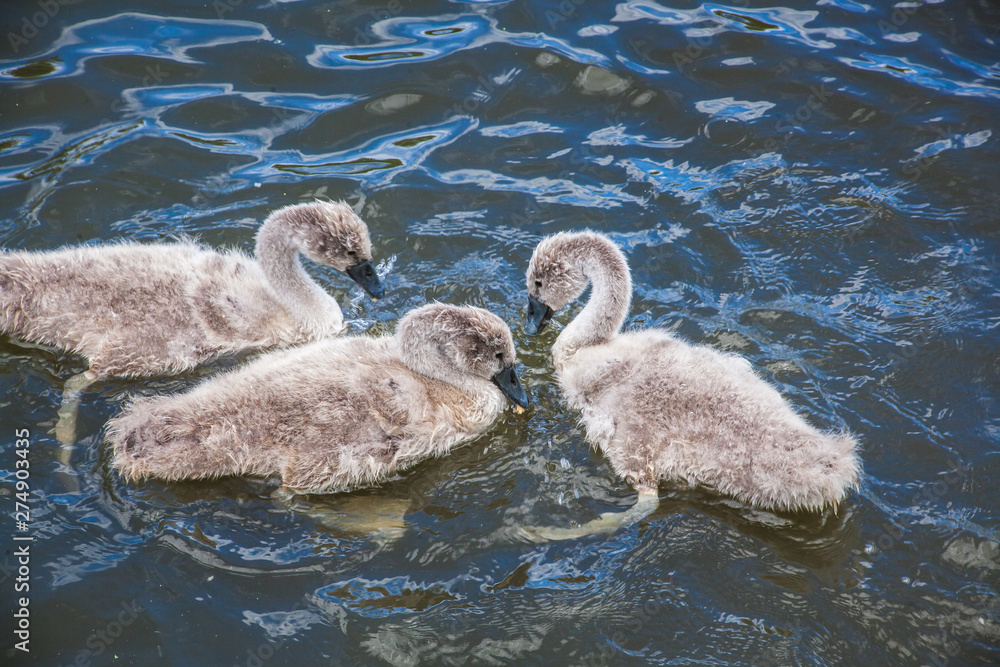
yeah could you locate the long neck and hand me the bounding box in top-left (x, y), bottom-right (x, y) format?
top-left (431, 365), bottom-right (496, 400)
top-left (255, 217), bottom-right (343, 332)
top-left (395, 330), bottom-right (500, 408)
top-left (553, 238), bottom-right (631, 368)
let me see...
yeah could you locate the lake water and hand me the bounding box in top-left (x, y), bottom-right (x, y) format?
top-left (1, 0), bottom-right (999, 665)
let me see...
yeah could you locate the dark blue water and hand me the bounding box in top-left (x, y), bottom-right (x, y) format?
top-left (1, 1), bottom-right (999, 665)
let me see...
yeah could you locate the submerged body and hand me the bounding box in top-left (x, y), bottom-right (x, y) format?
top-left (0, 200), bottom-right (384, 378)
top-left (109, 303), bottom-right (529, 494)
top-left (525, 231), bottom-right (859, 533)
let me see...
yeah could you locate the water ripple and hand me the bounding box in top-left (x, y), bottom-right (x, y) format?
top-left (317, 575), bottom-right (463, 617)
top-left (2, 1), bottom-right (998, 664)
top-left (840, 53), bottom-right (1000, 100)
top-left (612, 2), bottom-right (858, 49)
top-left (1, 120), bottom-right (146, 184)
top-left (432, 168), bottom-right (643, 208)
top-left (252, 117), bottom-right (475, 184)
top-left (310, 14), bottom-right (609, 70)
top-left (480, 121), bottom-right (565, 138)
top-left (0, 12), bottom-right (271, 79)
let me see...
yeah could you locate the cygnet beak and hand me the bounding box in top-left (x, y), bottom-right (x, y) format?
top-left (525, 296), bottom-right (554, 335)
top-left (492, 363), bottom-right (529, 411)
top-left (346, 260), bottom-right (386, 299)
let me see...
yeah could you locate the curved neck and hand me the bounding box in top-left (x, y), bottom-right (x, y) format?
top-left (255, 217), bottom-right (343, 331)
top-left (553, 238), bottom-right (631, 367)
top-left (398, 340), bottom-right (499, 405)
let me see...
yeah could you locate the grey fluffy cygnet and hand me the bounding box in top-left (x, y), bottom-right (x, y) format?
top-left (108, 303), bottom-right (529, 496)
top-left (523, 231), bottom-right (860, 540)
top-left (0, 200), bottom-right (385, 445)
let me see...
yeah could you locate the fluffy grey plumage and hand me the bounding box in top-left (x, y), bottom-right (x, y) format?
top-left (526, 231), bottom-right (860, 514)
top-left (108, 303), bottom-right (528, 494)
top-left (0, 200), bottom-right (383, 378)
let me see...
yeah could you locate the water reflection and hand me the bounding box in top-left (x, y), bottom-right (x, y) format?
top-left (1, 0), bottom-right (998, 664)
top-left (0, 12), bottom-right (272, 79)
top-left (311, 14), bottom-right (607, 71)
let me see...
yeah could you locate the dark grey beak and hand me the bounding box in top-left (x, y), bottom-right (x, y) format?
top-left (346, 260), bottom-right (385, 299)
top-left (526, 296), bottom-right (554, 335)
top-left (492, 363), bottom-right (529, 410)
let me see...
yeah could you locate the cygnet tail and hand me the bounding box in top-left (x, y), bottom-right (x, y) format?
top-left (824, 431), bottom-right (862, 505)
top-left (760, 431), bottom-right (861, 512)
top-left (519, 488), bottom-right (659, 543)
top-left (107, 400), bottom-right (223, 483)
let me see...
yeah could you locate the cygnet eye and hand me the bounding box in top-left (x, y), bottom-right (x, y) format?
top-left (534, 279), bottom-right (542, 287)
top-left (495, 352), bottom-right (503, 361)
top-left (347, 250), bottom-right (357, 256)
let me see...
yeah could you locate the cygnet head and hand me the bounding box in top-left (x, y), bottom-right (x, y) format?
top-left (525, 231), bottom-right (617, 334)
top-left (398, 303), bottom-right (530, 410)
top-left (268, 199), bottom-right (385, 298)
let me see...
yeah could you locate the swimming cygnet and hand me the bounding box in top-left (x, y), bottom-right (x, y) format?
top-left (522, 231), bottom-right (860, 540)
top-left (0, 200), bottom-right (385, 446)
top-left (108, 303), bottom-right (529, 497)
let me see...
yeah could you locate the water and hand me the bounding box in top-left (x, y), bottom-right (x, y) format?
top-left (1, 0), bottom-right (998, 664)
